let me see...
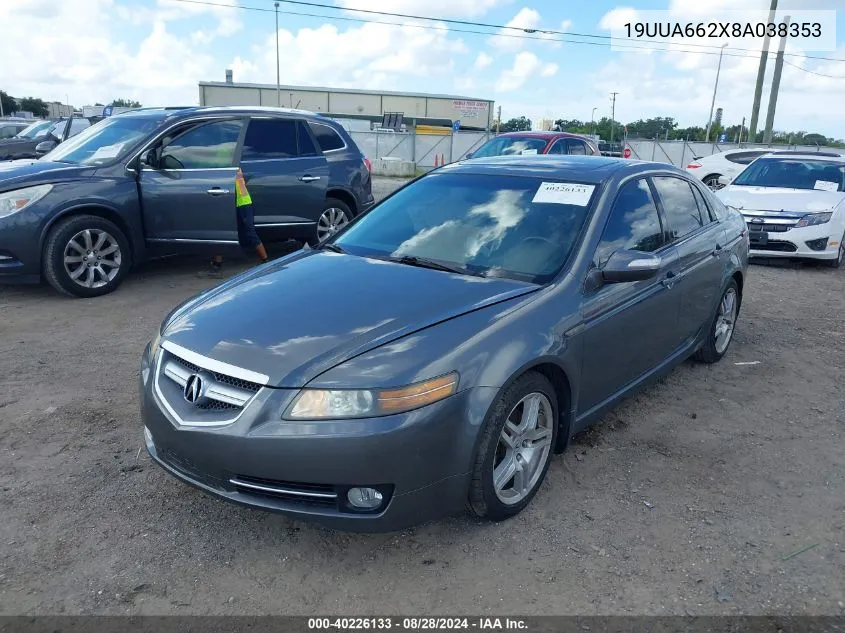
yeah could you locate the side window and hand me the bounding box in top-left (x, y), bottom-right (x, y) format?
top-left (242, 118), bottom-right (297, 160)
top-left (0, 126), bottom-right (16, 139)
top-left (68, 118), bottom-right (90, 138)
top-left (547, 139), bottom-right (565, 155)
top-left (690, 185), bottom-right (716, 223)
top-left (307, 122), bottom-right (345, 152)
top-left (297, 121), bottom-right (319, 156)
top-left (566, 139), bottom-right (587, 155)
top-left (595, 178), bottom-right (664, 267)
top-left (652, 176), bottom-right (704, 242)
top-left (160, 120), bottom-right (243, 169)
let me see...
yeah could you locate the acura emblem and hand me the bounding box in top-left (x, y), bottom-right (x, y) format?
top-left (184, 374), bottom-right (204, 404)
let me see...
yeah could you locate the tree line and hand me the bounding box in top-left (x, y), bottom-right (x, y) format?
top-left (1, 91), bottom-right (141, 117)
top-left (496, 114), bottom-right (844, 148)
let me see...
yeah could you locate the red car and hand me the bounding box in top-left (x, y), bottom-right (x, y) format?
top-left (468, 131), bottom-right (600, 159)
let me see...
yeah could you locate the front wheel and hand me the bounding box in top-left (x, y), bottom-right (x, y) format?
top-left (694, 280), bottom-right (739, 364)
top-left (469, 372), bottom-right (558, 521)
top-left (822, 233), bottom-right (845, 268)
top-left (43, 215), bottom-right (131, 298)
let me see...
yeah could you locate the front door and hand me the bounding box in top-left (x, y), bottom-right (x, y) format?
top-left (578, 177), bottom-right (682, 416)
top-left (239, 117), bottom-right (329, 242)
top-left (139, 118), bottom-right (244, 251)
top-left (651, 176), bottom-right (725, 346)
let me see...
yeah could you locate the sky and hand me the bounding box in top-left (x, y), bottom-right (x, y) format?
top-left (2, 0), bottom-right (844, 138)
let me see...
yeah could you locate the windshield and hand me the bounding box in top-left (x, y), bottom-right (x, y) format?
top-left (732, 157), bottom-right (845, 192)
top-left (15, 120), bottom-right (53, 139)
top-left (43, 116), bottom-right (162, 165)
top-left (472, 137), bottom-right (548, 158)
top-left (333, 172), bottom-right (596, 284)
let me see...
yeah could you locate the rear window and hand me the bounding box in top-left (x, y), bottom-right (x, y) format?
top-left (242, 118), bottom-right (297, 160)
top-left (308, 122), bottom-right (345, 152)
top-left (472, 137), bottom-right (548, 158)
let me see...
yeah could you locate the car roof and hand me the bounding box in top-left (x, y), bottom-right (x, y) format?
top-left (758, 152), bottom-right (845, 163)
top-left (112, 105), bottom-right (322, 122)
top-left (497, 131), bottom-right (588, 140)
top-left (439, 155), bottom-right (679, 183)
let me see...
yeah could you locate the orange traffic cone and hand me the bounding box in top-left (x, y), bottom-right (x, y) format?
top-left (434, 154), bottom-right (439, 167)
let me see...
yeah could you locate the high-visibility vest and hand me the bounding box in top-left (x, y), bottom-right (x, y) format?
top-left (235, 170), bottom-right (252, 207)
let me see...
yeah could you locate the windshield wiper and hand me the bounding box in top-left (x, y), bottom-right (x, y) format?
top-left (391, 255), bottom-right (481, 277)
top-left (318, 243), bottom-right (346, 254)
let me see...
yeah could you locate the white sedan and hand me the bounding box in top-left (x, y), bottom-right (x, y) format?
top-left (686, 148), bottom-right (772, 190)
top-left (716, 154), bottom-right (845, 267)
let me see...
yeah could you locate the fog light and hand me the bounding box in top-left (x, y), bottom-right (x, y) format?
top-left (806, 237), bottom-right (829, 251)
top-left (347, 487), bottom-right (383, 509)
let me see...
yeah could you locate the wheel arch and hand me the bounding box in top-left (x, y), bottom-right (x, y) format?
top-left (326, 188), bottom-right (358, 216)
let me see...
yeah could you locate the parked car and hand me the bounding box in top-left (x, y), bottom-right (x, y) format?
top-left (716, 153), bottom-right (845, 267)
top-left (467, 132), bottom-right (599, 159)
top-left (686, 148), bottom-right (772, 190)
top-left (0, 106), bottom-right (374, 297)
top-left (0, 120), bottom-right (31, 140)
top-left (0, 119), bottom-right (57, 160)
top-left (598, 141), bottom-right (624, 157)
top-left (33, 116), bottom-right (92, 157)
top-left (140, 154), bottom-right (748, 532)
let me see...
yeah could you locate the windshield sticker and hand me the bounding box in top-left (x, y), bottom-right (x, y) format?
top-left (532, 182), bottom-right (595, 206)
top-left (814, 180), bottom-right (839, 192)
top-left (520, 149), bottom-right (538, 155)
top-left (89, 143), bottom-right (124, 160)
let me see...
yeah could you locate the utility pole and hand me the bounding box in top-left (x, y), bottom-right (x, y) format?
top-left (738, 116), bottom-right (745, 145)
top-left (274, 2), bottom-right (281, 107)
top-left (496, 105), bottom-right (501, 134)
top-left (749, 0), bottom-right (778, 143)
top-left (705, 43), bottom-right (728, 143)
top-left (590, 107), bottom-right (597, 137)
top-left (763, 15), bottom-right (790, 144)
top-left (609, 92), bottom-right (618, 143)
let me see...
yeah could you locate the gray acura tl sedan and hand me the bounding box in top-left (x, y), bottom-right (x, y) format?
top-left (140, 155), bottom-right (749, 532)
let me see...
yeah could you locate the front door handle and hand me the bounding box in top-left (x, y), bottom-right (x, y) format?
top-left (299, 175), bottom-right (321, 182)
top-left (661, 270), bottom-right (676, 289)
top-left (206, 187), bottom-right (230, 195)
top-left (712, 244), bottom-right (723, 257)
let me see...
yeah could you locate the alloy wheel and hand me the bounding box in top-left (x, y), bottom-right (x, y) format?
top-left (317, 207), bottom-right (349, 240)
top-left (714, 287), bottom-right (738, 354)
top-left (63, 229), bottom-right (123, 289)
top-left (493, 392), bottom-right (554, 505)
top-left (704, 175), bottom-right (723, 191)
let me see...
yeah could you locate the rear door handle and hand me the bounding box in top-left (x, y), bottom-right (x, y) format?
top-left (206, 187), bottom-right (230, 195)
top-left (299, 175), bottom-right (321, 182)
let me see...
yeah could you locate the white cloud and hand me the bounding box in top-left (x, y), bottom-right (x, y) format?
top-left (599, 7), bottom-right (639, 31)
top-left (474, 52), bottom-right (493, 69)
top-left (336, 0), bottom-right (511, 18)
top-left (491, 8), bottom-right (542, 51)
top-left (495, 52), bottom-right (557, 92)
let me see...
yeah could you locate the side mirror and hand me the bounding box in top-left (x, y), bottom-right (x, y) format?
top-left (35, 140), bottom-right (57, 157)
top-left (465, 152), bottom-right (474, 159)
top-left (717, 175), bottom-right (732, 186)
top-left (141, 148), bottom-right (158, 169)
top-left (601, 249), bottom-right (662, 284)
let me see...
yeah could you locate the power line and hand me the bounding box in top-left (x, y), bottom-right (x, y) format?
top-left (165, 0), bottom-right (845, 65)
top-left (783, 58), bottom-right (845, 79)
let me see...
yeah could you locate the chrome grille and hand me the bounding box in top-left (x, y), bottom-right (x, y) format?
top-left (742, 209), bottom-right (805, 232)
top-left (172, 355), bottom-right (262, 393)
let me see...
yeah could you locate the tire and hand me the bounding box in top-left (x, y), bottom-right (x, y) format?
top-left (694, 279), bottom-right (739, 364)
top-left (316, 198), bottom-right (352, 242)
top-left (702, 174), bottom-right (723, 191)
top-left (469, 371), bottom-right (558, 521)
top-left (821, 233), bottom-right (845, 269)
top-left (43, 215), bottom-right (131, 298)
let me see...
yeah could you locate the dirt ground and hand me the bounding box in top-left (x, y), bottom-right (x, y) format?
top-left (1, 176), bottom-right (844, 616)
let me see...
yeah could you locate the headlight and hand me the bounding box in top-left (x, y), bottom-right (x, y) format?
top-left (150, 329), bottom-right (163, 358)
top-left (795, 212), bottom-right (832, 228)
top-left (285, 372), bottom-right (459, 420)
top-left (0, 184), bottom-right (53, 218)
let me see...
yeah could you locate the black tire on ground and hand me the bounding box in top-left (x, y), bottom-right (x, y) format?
top-left (43, 214), bottom-right (132, 298)
top-left (694, 279), bottom-right (740, 364)
top-left (316, 197), bottom-right (353, 242)
top-left (469, 371), bottom-right (558, 522)
top-left (702, 174), bottom-right (723, 190)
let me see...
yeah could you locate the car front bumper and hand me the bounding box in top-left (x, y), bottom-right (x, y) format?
top-left (139, 343), bottom-right (499, 532)
top-left (747, 223), bottom-right (842, 260)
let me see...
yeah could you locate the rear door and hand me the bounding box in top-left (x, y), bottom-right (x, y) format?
top-left (578, 177), bottom-right (682, 415)
top-left (239, 116), bottom-right (329, 241)
top-left (138, 118), bottom-right (243, 249)
top-left (651, 175), bottom-right (725, 346)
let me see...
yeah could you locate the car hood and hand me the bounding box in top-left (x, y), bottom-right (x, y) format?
top-left (717, 186), bottom-right (845, 213)
top-left (163, 251), bottom-right (539, 388)
top-left (0, 159), bottom-right (89, 191)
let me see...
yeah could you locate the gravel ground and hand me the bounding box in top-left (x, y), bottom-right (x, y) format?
top-left (1, 176), bottom-right (844, 616)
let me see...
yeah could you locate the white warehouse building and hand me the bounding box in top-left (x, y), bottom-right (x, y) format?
top-left (198, 76), bottom-right (495, 131)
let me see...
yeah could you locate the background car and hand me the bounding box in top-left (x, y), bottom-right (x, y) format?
top-left (685, 148), bottom-right (773, 190)
top-left (140, 155), bottom-right (747, 532)
top-left (33, 116), bottom-right (92, 157)
top-left (0, 106), bottom-right (374, 297)
top-left (467, 131), bottom-right (599, 159)
top-left (716, 153), bottom-right (845, 267)
top-left (0, 119), bottom-right (31, 140)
